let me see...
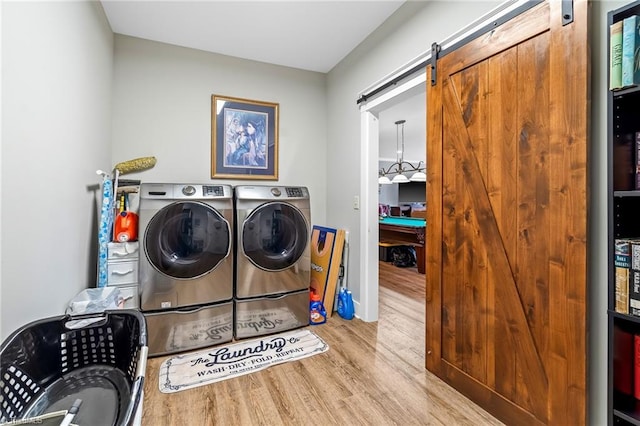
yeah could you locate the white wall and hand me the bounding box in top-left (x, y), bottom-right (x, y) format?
top-left (110, 35), bottom-right (328, 228)
top-left (1, 1), bottom-right (114, 339)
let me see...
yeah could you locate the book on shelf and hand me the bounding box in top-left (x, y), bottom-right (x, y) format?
top-left (616, 267), bottom-right (630, 315)
top-left (614, 326), bottom-right (634, 396)
top-left (611, 20), bottom-right (624, 90)
top-left (616, 239), bottom-right (633, 314)
top-left (631, 270), bottom-right (640, 317)
top-left (632, 242), bottom-right (640, 317)
top-left (622, 15), bottom-right (640, 87)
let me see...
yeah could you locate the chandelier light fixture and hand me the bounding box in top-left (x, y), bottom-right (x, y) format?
top-left (378, 119), bottom-right (426, 185)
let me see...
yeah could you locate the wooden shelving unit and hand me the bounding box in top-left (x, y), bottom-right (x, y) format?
top-left (608, 2), bottom-right (640, 425)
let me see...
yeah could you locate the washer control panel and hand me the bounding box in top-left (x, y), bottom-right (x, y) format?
top-left (203, 185), bottom-right (225, 197)
top-left (141, 183), bottom-right (231, 200)
top-left (286, 187), bottom-right (304, 197)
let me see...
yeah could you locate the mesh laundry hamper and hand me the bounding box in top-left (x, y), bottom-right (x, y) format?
top-left (0, 310), bottom-right (147, 426)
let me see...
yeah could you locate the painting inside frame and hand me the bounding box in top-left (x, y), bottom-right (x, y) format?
top-left (211, 95), bottom-right (279, 180)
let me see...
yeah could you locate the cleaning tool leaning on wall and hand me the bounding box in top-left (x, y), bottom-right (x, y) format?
top-left (113, 156), bottom-right (157, 175)
top-left (97, 156), bottom-right (156, 288)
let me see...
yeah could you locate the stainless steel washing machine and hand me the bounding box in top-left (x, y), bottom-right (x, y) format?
top-left (234, 185), bottom-right (311, 339)
top-left (139, 183), bottom-right (234, 356)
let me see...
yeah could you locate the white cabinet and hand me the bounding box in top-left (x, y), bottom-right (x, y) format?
top-left (107, 261), bottom-right (138, 286)
top-left (107, 241), bottom-right (140, 308)
top-left (108, 241), bottom-right (139, 261)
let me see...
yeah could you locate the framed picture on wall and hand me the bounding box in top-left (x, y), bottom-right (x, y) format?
top-left (211, 95), bottom-right (279, 180)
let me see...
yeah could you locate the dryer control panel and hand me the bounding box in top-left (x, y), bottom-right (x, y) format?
top-left (234, 185), bottom-right (309, 201)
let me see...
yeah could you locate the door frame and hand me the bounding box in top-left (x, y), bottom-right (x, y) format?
top-left (358, 73), bottom-right (426, 321)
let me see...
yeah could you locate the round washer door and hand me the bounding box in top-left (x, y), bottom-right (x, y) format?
top-left (145, 201), bottom-right (230, 279)
top-left (241, 202), bottom-right (309, 271)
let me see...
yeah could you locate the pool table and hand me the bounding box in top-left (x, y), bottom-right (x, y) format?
top-left (379, 216), bottom-right (426, 274)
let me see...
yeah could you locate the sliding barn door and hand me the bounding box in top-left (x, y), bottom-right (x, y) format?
top-left (425, 1), bottom-right (588, 425)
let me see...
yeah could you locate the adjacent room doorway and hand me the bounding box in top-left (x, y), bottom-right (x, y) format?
top-left (359, 72), bottom-right (426, 321)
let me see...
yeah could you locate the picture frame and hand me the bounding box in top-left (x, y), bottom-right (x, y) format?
top-left (211, 95), bottom-right (279, 180)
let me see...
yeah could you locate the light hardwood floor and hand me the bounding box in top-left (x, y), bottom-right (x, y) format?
top-left (141, 261), bottom-right (504, 425)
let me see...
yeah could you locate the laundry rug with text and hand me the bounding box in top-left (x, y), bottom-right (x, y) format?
top-left (159, 328), bottom-right (329, 393)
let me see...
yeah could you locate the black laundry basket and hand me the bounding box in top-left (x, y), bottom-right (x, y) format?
top-left (0, 310), bottom-right (147, 426)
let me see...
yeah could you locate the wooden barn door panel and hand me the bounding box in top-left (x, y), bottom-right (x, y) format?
top-left (425, 1), bottom-right (588, 425)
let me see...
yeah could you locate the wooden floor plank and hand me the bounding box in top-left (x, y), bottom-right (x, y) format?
top-left (142, 261), bottom-right (504, 425)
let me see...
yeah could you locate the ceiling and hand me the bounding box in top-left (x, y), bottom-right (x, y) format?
top-left (100, 0), bottom-right (405, 74)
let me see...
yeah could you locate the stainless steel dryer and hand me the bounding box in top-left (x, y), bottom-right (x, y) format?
top-left (139, 183), bottom-right (234, 356)
top-left (234, 185), bottom-right (311, 339)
